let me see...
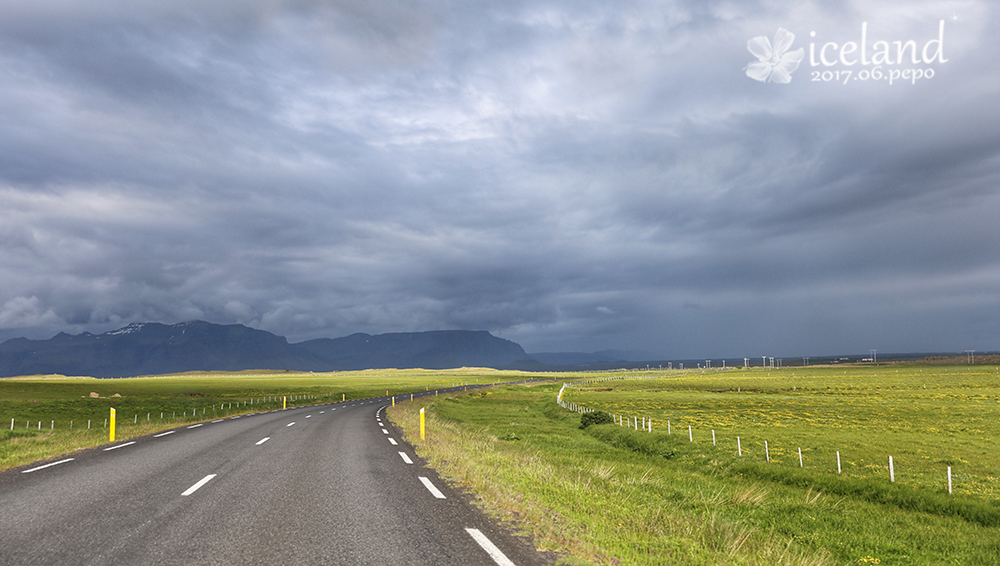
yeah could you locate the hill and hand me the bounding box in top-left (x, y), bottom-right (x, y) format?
top-left (0, 321), bottom-right (531, 378)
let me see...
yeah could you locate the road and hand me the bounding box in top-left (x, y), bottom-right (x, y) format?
top-left (0, 390), bottom-right (554, 565)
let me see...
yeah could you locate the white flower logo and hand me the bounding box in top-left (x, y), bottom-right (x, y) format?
top-left (745, 28), bottom-right (805, 84)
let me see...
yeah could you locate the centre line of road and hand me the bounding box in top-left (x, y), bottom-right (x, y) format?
top-left (103, 441), bottom-right (136, 451)
top-left (153, 431), bottom-right (176, 437)
top-left (287, 422), bottom-right (295, 427)
top-left (418, 476), bottom-right (446, 499)
top-left (181, 474), bottom-right (217, 496)
top-left (388, 438), bottom-right (398, 445)
top-left (465, 528), bottom-right (517, 566)
top-left (21, 458), bottom-right (74, 474)
top-left (187, 424), bottom-right (203, 429)
top-left (256, 437), bottom-right (270, 445)
top-left (398, 452), bottom-right (413, 464)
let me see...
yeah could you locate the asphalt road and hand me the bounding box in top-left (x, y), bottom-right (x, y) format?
top-left (0, 389), bottom-right (554, 565)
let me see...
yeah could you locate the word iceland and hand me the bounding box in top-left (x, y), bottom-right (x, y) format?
top-left (747, 20), bottom-right (948, 85)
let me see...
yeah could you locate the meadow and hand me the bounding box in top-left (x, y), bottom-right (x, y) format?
top-left (561, 364), bottom-right (1000, 500)
top-left (0, 368), bottom-right (533, 470)
top-left (388, 364), bottom-right (1000, 565)
top-left (6, 363), bottom-right (1000, 564)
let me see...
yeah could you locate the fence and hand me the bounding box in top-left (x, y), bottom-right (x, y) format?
top-left (557, 378), bottom-right (956, 493)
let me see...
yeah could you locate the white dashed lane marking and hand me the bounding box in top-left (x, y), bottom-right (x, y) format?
top-left (388, 438), bottom-right (398, 446)
top-left (153, 431), bottom-right (175, 437)
top-left (256, 437), bottom-right (270, 445)
top-left (187, 424), bottom-right (203, 429)
top-left (287, 422), bottom-right (295, 427)
top-left (181, 474), bottom-right (217, 496)
top-left (102, 442), bottom-right (136, 451)
top-left (21, 459), bottom-right (74, 474)
top-left (466, 528), bottom-right (517, 566)
top-left (418, 476), bottom-right (446, 499)
top-left (398, 452), bottom-right (413, 464)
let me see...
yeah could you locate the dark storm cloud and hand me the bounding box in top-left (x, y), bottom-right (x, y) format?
top-left (0, 0), bottom-right (998, 358)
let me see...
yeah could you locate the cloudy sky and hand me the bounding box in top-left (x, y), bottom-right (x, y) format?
top-left (0, 0), bottom-right (997, 359)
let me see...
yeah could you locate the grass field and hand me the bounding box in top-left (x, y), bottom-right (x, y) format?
top-left (388, 364), bottom-right (1000, 565)
top-left (562, 364), bottom-right (1000, 500)
top-left (0, 368), bottom-right (535, 470)
top-left (6, 363), bottom-right (999, 564)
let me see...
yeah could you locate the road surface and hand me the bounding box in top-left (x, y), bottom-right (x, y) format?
top-left (0, 390), bottom-right (554, 565)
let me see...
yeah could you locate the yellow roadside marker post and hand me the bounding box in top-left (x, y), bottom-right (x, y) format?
top-left (392, 396), bottom-right (395, 407)
top-left (109, 408), bottom-right (116, 442)
top-left (420, 408), bottom-right (425, 440)
top-left (342, 393), bottom-right (345, 401)
top-left (283, 396), bottom-right (286, 410)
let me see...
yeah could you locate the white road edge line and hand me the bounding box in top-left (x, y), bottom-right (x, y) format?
top-left (418, 476), bottom-right (446, 499)
top-left (398, 452), bottom-right (413, 464)
top-left (187, 424), bottom-right (203, 429)
top-left (21, 458), bottom-right (74, 473)
top-left (103, 441), bottom-right (136, 451)
top-left (181, 474), bottom-right (217, 496)
top-left (256, 437), bottom-right (270, 445)
top-left (154, 430), bottom-right (176, 437)
top-left (465, 528), bottom-right (517, 566)
top-left (388, 438), bottom-right (398, 445)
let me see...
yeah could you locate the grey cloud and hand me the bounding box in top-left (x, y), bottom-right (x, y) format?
top-left (0, 1), bottom-right (997, 359)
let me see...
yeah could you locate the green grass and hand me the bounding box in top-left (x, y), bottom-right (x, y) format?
top-left (9, 364), bottom-right (1000, 564)
top-left (387, 367), bottom-right (1000, 566)
top-left (562, 365), bottom-right (1000, 500)
top-left (0, 367), bottom-right (538, 470)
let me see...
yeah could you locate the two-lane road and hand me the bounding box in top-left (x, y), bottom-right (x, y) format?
top-left (0, 393), bottom-right (552, 565)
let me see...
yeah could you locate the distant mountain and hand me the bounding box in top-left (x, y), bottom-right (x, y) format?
top-left (298, 330), bottom-right (529, 371)
top-left (0, 321), bottom-right (531, 378)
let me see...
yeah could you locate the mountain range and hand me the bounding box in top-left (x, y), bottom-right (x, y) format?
top-left (0, 321), bottom-right (532, 378)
